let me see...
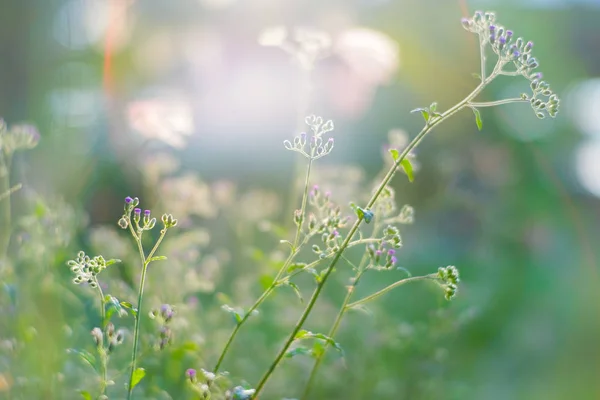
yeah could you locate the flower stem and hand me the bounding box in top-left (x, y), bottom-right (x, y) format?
top-left (301, 261), bottom-right (368, 400)
top-left (251, 65), bottom-right (503, 398)
top-left (469, 98), bottom-right (527, 107)
top-left (97, 285), bottom-right (108, 396)
top-left (346, 275), bottom-right (436, 309)
top-left (213, 155), bottom-right (316, 374)
top-left (127, 228), bottom-right (168, 399)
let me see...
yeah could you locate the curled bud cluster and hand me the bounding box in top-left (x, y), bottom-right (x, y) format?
top-left (461, 11), bottom-right (560, 119)
top-left (149, 304), bottom-right (175, 350)
top-left (92, 322), bottom-right (125, 353)
top-left (0, 119), bottom-right (40, 157)
top-left (119, 196), bottom-right (178, 233)
top-left (185, 367), bottom-right (224, 399)
top-left (67, 251), bottom-right (120, 288)
top-left (284, 115), bottom-right (335, 160)
top-left (437, 265), bottom-right (460, 300)
top-left (307, 186), bottom-right (350, 257)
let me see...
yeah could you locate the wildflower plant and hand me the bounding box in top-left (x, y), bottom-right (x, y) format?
top-left (184, 10), bottom-right (559, 400)
top-left (66, 197), bottom-right (178, 399)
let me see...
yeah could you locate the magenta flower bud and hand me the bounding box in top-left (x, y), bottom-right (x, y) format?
top-left (524, 41), bottom-right (533, 52)
top-left (391, 256), bottom-right (397, 265)
top-left (387, 249), bottom-right (396, 256)
top-left (133, 208), bottom-right (141, 223)
top-left (125, 196), bottom-right (133, 204)
top-left (186, 368), bottom-right (197, 382)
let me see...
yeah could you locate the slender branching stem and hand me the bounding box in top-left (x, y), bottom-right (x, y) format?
top-left (251, 58), bottom-right (506, 398)
top-left (346, 275), bottom-right (437, 309)
top-left (127, 227), bottom-right (168, 400)
top-left (301, 253), bottom-right (369, 400)
top-left (97, 285), bottom-right (108, 396)
top-left (469, 98), bottom-right (527, 107)
top-left (294, 159), bottom-right (313, 249)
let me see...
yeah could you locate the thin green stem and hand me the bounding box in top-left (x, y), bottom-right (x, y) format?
top-left (97, 285), bottom-right (108, 396)
top-left (127, 227), bottom-right (168, 399)
top-left (346, 275), bottom-right (436, 309)
top-left (213, 154), bottom-right (316, 374)
top-left (469, 98), bottom-right (527, 107)
top-left (293, 159), bottom-right (313, 249)
top-left (479, 34), bottom-right (487, 82)
top-left (301, 256), bottom-right (369, 400)
top-left (251, 63), bottom-right (505, 398)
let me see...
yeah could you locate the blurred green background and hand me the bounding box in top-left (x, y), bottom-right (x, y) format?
top-left (1, 0), bottom-right (600, 399)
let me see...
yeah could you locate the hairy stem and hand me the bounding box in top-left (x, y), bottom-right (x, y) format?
top-left (127, 227), bottom-right (167, 399)
top-left (301, 257), bottom-right (368, 400)
top-left (251, 63), bottom-right (504, 398)
top-left (346, 275), bottom-right (436, 309)
top-left (97, 285), bottom-right (108, 396)
top-left (469, 98), bottom-right (527, 107)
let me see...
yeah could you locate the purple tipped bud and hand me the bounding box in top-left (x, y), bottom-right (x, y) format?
top-left (499, 36), bottom-right (506, 45)
top-left (134, 208), bottom-right (141, 215)
top-left (388, 249), bottom-right (396, 256)
top-left (125, 197), bottom-right (133, 204)
top-left (391, 256), bottom-right (398, 265)
top-left (375, 250), bottom-right (382, 257)
top-left (186, 368), bottom-right (197, 381)
top-left (525, 41), bottom-right (533, 52)
top-left (489, 25), bottom-right (496, 32)
top-left (144, 209), bottom-right (151, 215)
top-left (506, 30), bottom-right (513, 39)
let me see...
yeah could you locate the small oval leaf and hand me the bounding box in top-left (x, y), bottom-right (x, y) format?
top-left (400, 159), bottom-right (414, 182)
top-left (131, 367), bottom-right (146, 389)
top-left (472, 107), bottom-right (483, 131)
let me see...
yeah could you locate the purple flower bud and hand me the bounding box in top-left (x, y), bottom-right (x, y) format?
top-left (525, 41), bottom-right (533, 52)
top-left (134, 208), bottom-right (141, 215)
top-left (391, 256), bottom-right (398, 265)
top-left (325, 191), bottom-right (331, 198)
top-left (332, 230), bottom-right (339, 237)
top-left (387, 249), bottom-right (396, 256)
top-left (125, 197), bottom-right (133, 204)
top-left (489, 25), bottom-right (496, 32)
top-left (499, 36), bottom-right (506, 45)
top-left (186, 368), bottom-right (197, 381)
top-left (144, 209), bottom-right (151, 215)
top-left (513, 50), bottom-right (520, 58)
top-left (506, 30), bottom-right (513, 40)
top-left (375, 250), bottom-right (382, 257)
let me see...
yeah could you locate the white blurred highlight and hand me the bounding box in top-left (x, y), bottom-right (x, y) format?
top-left (575, 139), bottom-right (600, 198)
top-left (127, 98), bottom-right (194, 148)
top-left (568, 78), bottom-right (600, 137)
top-left (334, 27), bottom-right (400, 85)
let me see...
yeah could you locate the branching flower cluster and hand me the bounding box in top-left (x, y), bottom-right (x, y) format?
top-left (284, 115), bottom-right (335, 160)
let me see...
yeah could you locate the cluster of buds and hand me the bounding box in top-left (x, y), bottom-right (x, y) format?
top-left (149, 304), bottom-right (175, 350)
top-left (225, 386), bottom-right (256, 400)
top-left (374, 186), bottom-right (397, 218)
top-left (283, 115), bottom-right (335, 160)
top-left (436, 265), bottom-right (460, 300)
top-left (0, 119), bottom-right (40, 157)
top-left (118, 196), bottom-right (178, 232)
top-left (461, 11), bottom-right (559, 119)
top-left (307, 186), bottom-right (350, 233)
top-left (91, 323), bottom-right (125, 353)
top-left (67, 252), bottom-right (120, 288)
top-left (366, 236), bottom-right (399, 270)
top-left (185, 368), bottom-right (223, 399)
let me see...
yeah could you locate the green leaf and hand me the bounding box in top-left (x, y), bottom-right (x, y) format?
top-left (259, 274), bottom-right (274, 290)
top-left (400, 159), bottom-right (414, 182)
top-left (286, 282), bottom-right (303, 302)
top-left (429, 102), bottom-right (438, 112)
top-left (472, 107), bottom-right (483, 130)
top-left (285, 347), bottom-right (312, 358)
top-left (287, 262), bottom-right (307, 273)
top-left (221, 305), bottom-right (243, 324)
top-left (105, 295), bottom-right (127, 320)
top-left (80, 391), bottom-right (92, 400)
top-left (148, 256), bottom-right (167, 262)
top-left (105, 259), bottom-right (122, 266)
top-left (389, 148), bottom-right (400, 161)
top-left (471, 72), bottom-right (482, 80)
top-left (67, 349), bottom-right (96, 371)
top-left (120, 301), bottom-right (138, 317)
top-left (293, 330), bottom-right (344, 355)
top-left (130, 367), bottom-right (146, 390)
top-left (410, 107), bottom-right (430, 123)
